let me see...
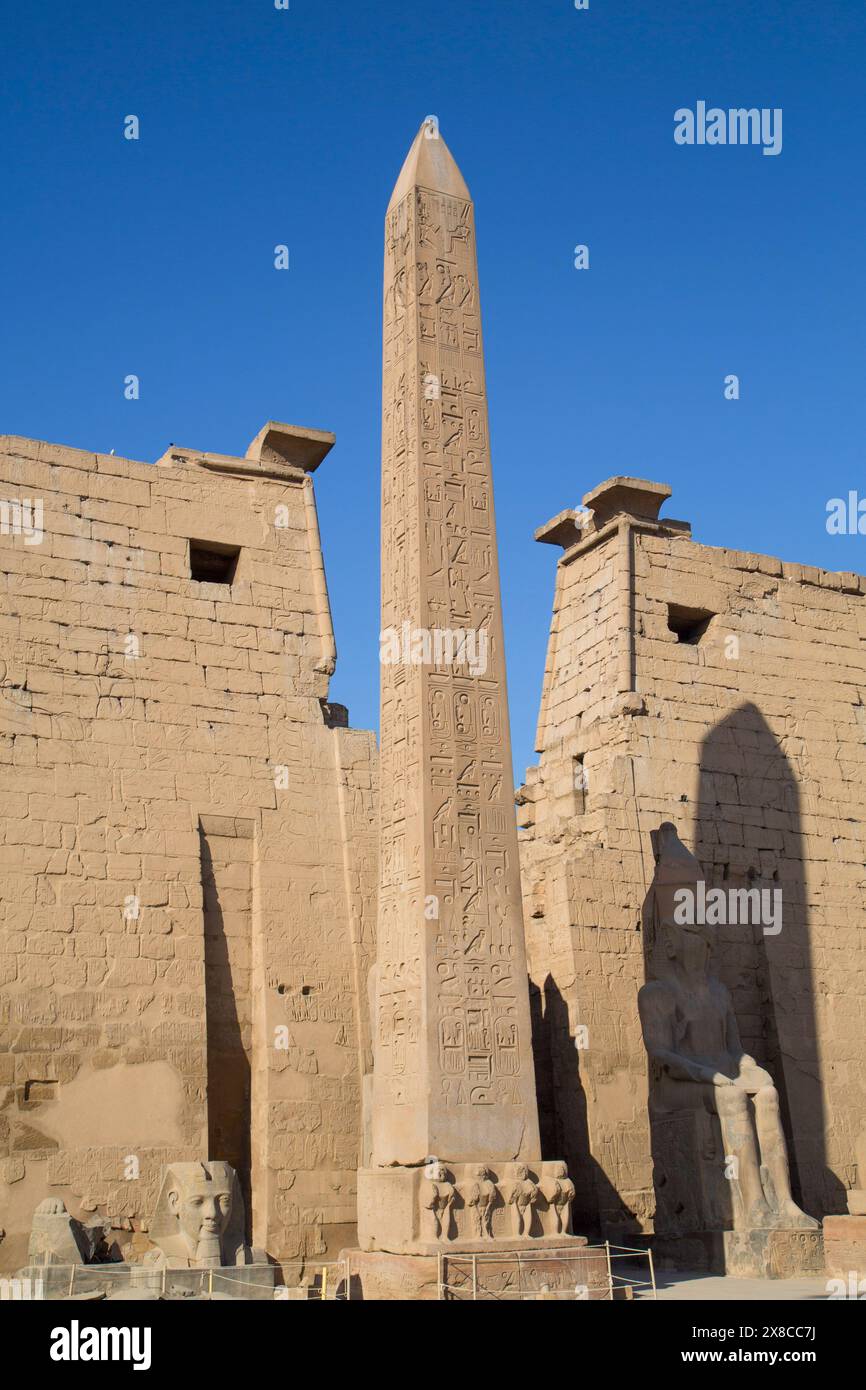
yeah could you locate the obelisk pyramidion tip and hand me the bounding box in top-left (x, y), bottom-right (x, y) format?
top-left (387, 119), bottom-right (471, 210)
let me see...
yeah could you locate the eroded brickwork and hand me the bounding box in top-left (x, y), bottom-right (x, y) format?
top-left (520, 479), bottom-right (866, 1237)
top-left (0, 428), bottom-right (376, 1273)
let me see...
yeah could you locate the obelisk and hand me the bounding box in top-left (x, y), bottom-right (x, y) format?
top-left (358, 122), bottom-right (571, 1259)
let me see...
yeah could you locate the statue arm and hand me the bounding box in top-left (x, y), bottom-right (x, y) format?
top-left (638, 985), bottom-right (718, 1085)
top-left (720, 984), bottom-right (757, 1068)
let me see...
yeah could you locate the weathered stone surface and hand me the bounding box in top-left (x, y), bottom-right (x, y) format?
top-left (3, 124), bottom-right (865, 1298)
top-left (27, 1197), bottom-right (89, 1265)
top-left (367, 121), bottom-right (541, 1174)
top-left (520, 476), bottom-right (866, 1241)
top-left (146, 1160), bottom-right (246, 1269)
top-left (344, 1238), bottom-right (608, 1302)
top-left (823, 1215), bottom-right (866, 1280)
top-left (0, 426), bottom-right (377, 1274)
top-left (358, 1159), bottom-right (574, 1254)
top-left (654, 1228), bottom-right (825, 1280)
top-left (358, 123), bottom-right (571, 1267)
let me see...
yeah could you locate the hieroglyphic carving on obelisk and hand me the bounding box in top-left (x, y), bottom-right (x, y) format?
top-left (372, 121), bottom-right (543, 1172)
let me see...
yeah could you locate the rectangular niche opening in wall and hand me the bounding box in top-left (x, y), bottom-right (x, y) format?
top-left (667, 603), bottom-right (716, 645)
top-left (199, 815), bottom-right (255, 1237)
top-left (572, 755), bottom-right (587, 813)
top-left (189, 539), bottom-right (240, 584)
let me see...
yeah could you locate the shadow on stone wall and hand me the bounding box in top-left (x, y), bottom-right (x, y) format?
top-left (689, 701), bottom-right (844, 1219)
top-left (200, 832), bottom-right (252, 1241)
top-left (529, 700), bottom-right (846, 1242)
top-left (531, 975), bottom-right (639, 1238)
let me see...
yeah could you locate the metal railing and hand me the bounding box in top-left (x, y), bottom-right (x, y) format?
top-left (604, 1242), bottom-right (657, 1301)
top-left (21, 1247), bottom-right (655, 1303)
top-left (437, 1241), bottom-right (656, 1301)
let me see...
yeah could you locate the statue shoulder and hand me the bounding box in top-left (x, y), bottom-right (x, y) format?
top-left (638, 979), bottom-right (675, 1014)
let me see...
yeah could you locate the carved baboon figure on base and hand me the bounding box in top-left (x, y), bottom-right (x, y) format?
top-left (422, 1162), bottom-right (456, 1241)
top-left (544, 1162), bottom-right (575, 1235)
top-left (508, 1165), bottom-right (539, 1237)
top-left (465, 1165), bottom-right (497, 1239)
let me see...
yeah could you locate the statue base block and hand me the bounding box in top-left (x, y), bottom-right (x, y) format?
top-left (340, 1239), bottom-right (610, 1301)
top-left (358, 1161), bottom-right (577, 1253)
top-left (652, 1228), bottom-right (824, 1279)
top-left (823, 1216), bottom-right (866, 1279)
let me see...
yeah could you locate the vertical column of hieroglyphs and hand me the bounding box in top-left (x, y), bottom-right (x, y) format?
top-left (375, 125), bottom-right (541, 1165)
top-left (377, 150), bottom-right (424, 1161)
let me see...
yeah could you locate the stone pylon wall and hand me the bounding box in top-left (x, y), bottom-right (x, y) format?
top-left (0, 430), bottom-right (377, 1273)
top-left (519, 482), bottom-right (866, 1237)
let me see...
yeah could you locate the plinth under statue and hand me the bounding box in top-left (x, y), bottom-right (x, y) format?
top-left (638, 822), bottom-right (823, 1278)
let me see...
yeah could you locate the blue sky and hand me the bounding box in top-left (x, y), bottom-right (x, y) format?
top-left (2, 0), bottom-right (864, 778)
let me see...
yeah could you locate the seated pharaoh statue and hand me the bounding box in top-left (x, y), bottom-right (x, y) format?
top-left (638, 822), bottom-right (818, 1234)
top-left (145, 1161), bottom-right (248, 1269)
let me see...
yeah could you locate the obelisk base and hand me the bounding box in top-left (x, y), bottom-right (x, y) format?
top-left (341, 1237), bottom-right (609, 1301)
top-left (358, 1161), bottom-right (583, 1253)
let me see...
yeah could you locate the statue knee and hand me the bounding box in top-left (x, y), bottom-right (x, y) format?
top-left (755, 1084), bottom-right (779, 1111)
top-left (716, 1086), bottom-right (749, 1117)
